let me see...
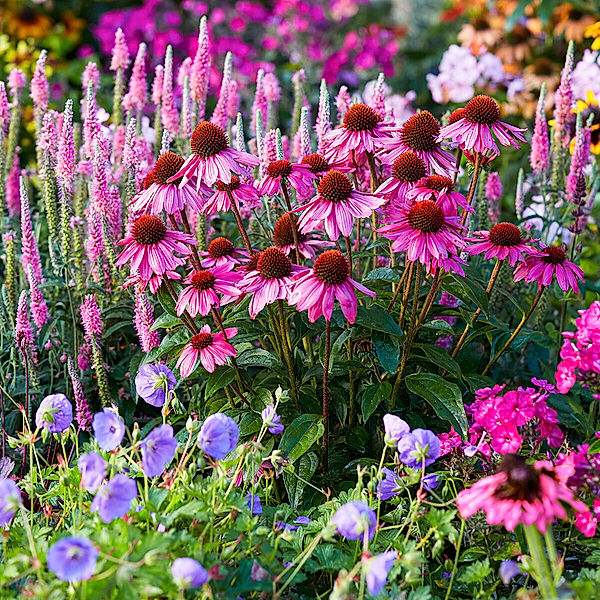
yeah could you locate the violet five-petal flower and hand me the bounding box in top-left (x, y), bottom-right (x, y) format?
top-left (141, 424), bottom-right (178, 477)
top-left (332, 500), bottom-right (377, 541)
top-left (92, 409), bottom-right (125, 451)
top-left (171, 557), bottom-right (209, 588)
top-left (78, 451), bottom-right (107, 492)
top-left (0, 478), bottom-right (21, 525)
top-left (365, 550), bottom-right (397, 596)
top-left (397, 429), bottom-right (441, 468)
top-left (91, 474), bottom-right (137, 523)
top-left (199, 413), bottom-right (239, 460)
top-left (383, 414), bottom-right (410, 446)
top-left (35, 394), bottom-right (73, 433)
top-left (135, 363), bottom-right (176, 407)
top-left (46, 536), bottom-right (99, 582)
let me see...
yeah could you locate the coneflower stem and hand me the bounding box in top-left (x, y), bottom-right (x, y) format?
top-left (344, 236), bottom-right (353, 279)
top-left (366, 151), bottom-right (379, 270)
top-left (460, 151), bottom-right (482, 226)
top-left (523, 524), bottom-right (557, 600)
top-left (399, 261), bottom-right (415, 329)
top-left (482, 287), bottom-right (544, 375)
top-left (322, 319), bottom-right (331, 471)
top-left (225, 186), bottom-right (253, 254)
top-left (277, 299), bottom-right (299, 410)
top-left (280, 182), bottom-right (302, 264)
top-left (417, 268), bottom-right (441, 327)
top-left (163, 279), bottom-right (199, 334)
top-left (179, 209), bottom-right (203, 270)
top-left (387, 264), bottom-right (410, 313)
top-left (451, 259), bottom-right (503, 359)
top-left (452, 148), bottom-right (462, 185)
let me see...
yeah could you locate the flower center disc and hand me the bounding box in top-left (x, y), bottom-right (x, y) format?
top-left (208, 237), bottom-right (235, 258)
top-left (318, 170), bottom-right (353, 203)
top-left (267, 160), bottom-right (293, 178)
top-left (153, 151), bottom-right (185, 184)
top-left (401, 111), bottom-right (440, 152)
top-left (543, 246), bottom-right (566, 264)
top-left (257, 247), bottom-right (292, 279)
top-left (343, 103), bottom-right (382, 132)
top-left (273, 214), bottom-right (306, 247)
top-left (245, 252), bottom-right (261, 272)
top-left (448, 108), bottom-right (466, 124)
top-left (143, 170), bottom-right (157, 190)
top-left (191, 121), bottom-right (229, 158)
top-left (190, 332), bottom-right (213, 350)
top-left (131, 215), bottom-right (167, 245)
top-left (301, 153), bottom-right (330, 174)
top-left (464, 95), bottom-right (501, 125)
top-left (423, 175), bottom-right (453, 192)
top-left (407, 200), bottom-right (445, 233)
top-left (488, 222), bottom-right (522, 246)
top-left (495, 454), bottom-right (540, 501)
top-left (190, 270), bottom-right (216, 290)
top-left (391, 151), bottom-right (427, 182)
top-left (313, 250), bottom-right (349, 285)
top-left (215, 176), bottom-right (240, 191)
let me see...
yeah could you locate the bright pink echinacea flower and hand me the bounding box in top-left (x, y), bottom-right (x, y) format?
top-left (256, 159), bottom-right (316, 198)
top-left (176, 324), bottom-right (237, 376)
top-left (289, 250), bottom-right (375, 323)
top-left (201, 177), bottom-right (260, 216)
top-left (406, 174), bottom-right (472, 214)
top-left (116, 215), bottom-right (196, 281)
top-left (467, 222), bottom-right (533, 266)
top-left (456, 454), bottom-right (586, 532)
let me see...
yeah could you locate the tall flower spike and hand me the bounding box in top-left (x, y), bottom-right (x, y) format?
top-left (235, 112), bottom-right (246, 153)
top-left (14, 290), bottom-right (37, 364)
top-left (152, 65), bottom-right (164, 108)
top-left (291, 69), bottom-right (306, 134)
top-left (263, 72), bottom-right (280, 129)
top-left (553, 41), bottom-right (574, 150)
top-left (80, 294), bottom-right (103, 343)
top-left (134, 288), bottom-right (160, 352)
top-left (515, 168), bottom-right (524, 219)
top-left (5, 151), bottom-right (20, 219)
top-left (227, 80), bottom-right (240, 123)
top-left (294, 107), bottom-right (311, 160)
top-left (566, 113), bottom-right (590, 204)
top-left (30, 50), bottom-right (49, 115)
top-left (0, 81), bottom-right (9, 133)
top-left (161, 46), bottom-right (179, 135)
top-left (177, 57), bottom-right (192, 87)
top-left (56, 99), bottom-right (75, 195)
top-left (211, 51), bottom-right (232, 130)
top-left (124, 42), bottom-right (147, 115)
top-left (181, 76), bottom-right (193, 139)
top-left (110, 27), bottom-right (130, 72)
top-left (190, 16), bottom-right (210, 119)
top-left (251, 69), bottom-right (267, 134)
top-left (67, 356), bottom-right (92, 431)
top-left (20, 177), bottom-right (43, 282)
top-left (335, 86), bottom-right (352, 123)
top-left (26, 264), bottom-right (48, 329)
top-left (371, 73), bottom-right (386, 118)
top-left (316, 79), bottom-right (331, 153)
top-left (530, 83), bottom-right (549, 176)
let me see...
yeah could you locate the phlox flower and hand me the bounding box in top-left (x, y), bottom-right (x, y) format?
top-left (176, 324), bottom-right (237, 376)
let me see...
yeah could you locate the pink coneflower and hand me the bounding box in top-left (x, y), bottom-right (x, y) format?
top-left (116, 215), bottom-right (196, 281)
top-left (256, 159), bottom-right (316, 197)
top-left (201, 176), bottom-right (260, 215)
top-left (289, 250), bottom-right (375, 323)
top-left (201, 237), bottom-right (247, 268)
top-left (406, 175), bottom-right (472, 214)
top-left (273, 214), bottom-right (331, 260)
top-left (296, 170), bottom-right (385, 240)
top-left (375, 151), bottom-right (428, 206)
top-left (322, 102), bottom-right (393, 164)
top-left (378, 199), bottom-right (464, 266)
top-left (456, 454), bottom-right (586, 532)
top-left (378, 111), bottom-right (455, 175)
top-left (129, 152), bottom-right (205, 215)
top-left (123, 270), bottom-right (181, 295)
top-left (513, 245), bottom-right (584, 293)
top-left (175, 263), bottom-right (242, 317)
top-left (171, 121), bottom-right (260, 189)
top-left (176, 324), bottom-right (237, 376)
top-left (438, 95), bottom-right (527, 155)
top-left (467, 223), bottom-right (533, 266)
top-left (239, 247), bottom-right (304, 318)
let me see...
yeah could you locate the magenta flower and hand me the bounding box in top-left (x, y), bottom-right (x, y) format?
top-left (175, 263), bottom-right (242, 317)
top-left (171, 121), bottom-right (260, 189)
top-left (123, 43), bottom-right (147, 113)
top-left (273, 214), bottom-right (331, 260)
top-left (406, 175), bottom-right (472, 214)
top-left (438, 95), bottom-right (527, 155)
top-left (116, 215), bottom-right (196, 281)
top-left (201, 176), bottom-right (260, 216)
top-left (296, 170), bottom-right (385, 240)
top-left (467, 223), bottom-right (533, 266)
top-left (239, 247), bottom-right (304, 318)
top-left (110, 28), bottom-right (129, 71)
top-left (289, 249), bottom-right (375, 323)
top-left (201, 237), bottom-right (248, 268)
top-left (456, 454), bottom-right (586, 532)
top-left (513, 246), bottom-right (584, 293)
top-left (176, 324), bottom-right (238, 377)
top-left (130, 152), bottom-right (205, 215)
top-left (378, 199), bottom-right (464, 267)
top-left (378, 111), bottom-right (455, 175)
top-left (256, 159), bottom-right (316, 197)
top-left (375, 151), bottom-right (428, 206)
top-left (300, 153), bottom-right (353, 178)
top-left (322, 103), bottom-right (393, 164)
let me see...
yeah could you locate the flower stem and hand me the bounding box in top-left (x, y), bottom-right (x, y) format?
top-left (366, 151), bottom-right (379, 270)
top-left (452, 148), bottom-right (463, 185)
top-left (179, 209), bottom-right (203, 270)
top-left (416, 267), bottom-right (441, 327)
top-left (399, 261), bottom-right (415, 329)
top-left (344, 236), bottom-right (353, 279)
top-left (460, 151), bottom-right (482, 226)
top-left (277, 299), bottom-right (299, 410)
top-left (163, 279), bottom-right (199, 334)
top-left (322, 319), bottom-right (331, 471)
top-left (225, 185), bottom-right (253, 254)
top-left (281, 182), bottom-right (302, 264)
top-left (523, 524), bottom-right (557, 600)
top-left (482, 286), bottom-right (544, 374)
top-left (387, 264), bottom-right (410, 313)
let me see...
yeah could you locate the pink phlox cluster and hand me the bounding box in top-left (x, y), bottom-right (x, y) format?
top-left (438, 426), bottom-right (462, 456)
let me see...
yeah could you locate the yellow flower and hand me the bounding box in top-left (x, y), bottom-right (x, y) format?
top-left (571, 91), bottom-right (600, 154)
top-left (584, 20), bottom-right (600, 50)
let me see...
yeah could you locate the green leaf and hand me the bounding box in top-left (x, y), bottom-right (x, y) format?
top-left (405, 373), bottom-right (467, 437)
top-left (282, 452), bottom-right (319, 508)
top-left (363, 267), bottom-right (400, 282)
top-left (444, 271), bottom-right (488, 317)
top-left (361, 382), bottom-right (392, 423)
top-left (204, 367), bottom-right (236, 400)
top-left (104, 320), bottom-right (134, 338)
top-left (374, 338), bottom-right (400, 374)
top-left (156, 282), bottom-right (180, 317)
top-left (458, 558), bottom-right (491, 584)
top-left (236, 348), bottom-right (280, 368)
top-left (355, 305), bottom-right (403, 337)
top-left (412, 343), bottom-right (461, 379)
top-left (279, 414), bottom-right (324, 462)
top-left (150, 312), bottom-right (184, 331)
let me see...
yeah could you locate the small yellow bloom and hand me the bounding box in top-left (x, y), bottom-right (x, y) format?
top-left (585, 20), bottom-right (600, 49)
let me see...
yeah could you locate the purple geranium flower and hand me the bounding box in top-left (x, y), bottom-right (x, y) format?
top-left (261, 405), bottom-right (284, 434)
top-left (377, 467), bottom-right (402, 501)
top-left (199, 413), bottom-right (239, 460)
top-left (365, 550), bottom-right (397, 595)
top-left (499, 559), bottom-right (522, 584)
top-left (295, 516), bottom-right (312, 525)
top-left (422, 474), bottom-right (440, 491)
top-left (35, 394), bottom-right (73, 433)
top-left (171, 558), bottom-right (209, 588)
top-left (383, 414), bottom-right (410, 446)
top-left (332, 501), bottom-right (377, 541)
top-left (246, 493), bottom-right (263, 515)
top-left (397, 429), bottom-right (441, 468)
top-left (140, 424), bottom-right (178, 477)
top-left (92, 409), bottom-right (125, 451)
top-left (0, 478), bottom-right (21, 525)
top-left (46, 536), bottom-right (98, 582)
top-left (135, 363), bottom-right (176, 407)
top-left (91, 474), bottom-right (137, 523)
top-left (78, 452), bottom-right (107, 492)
